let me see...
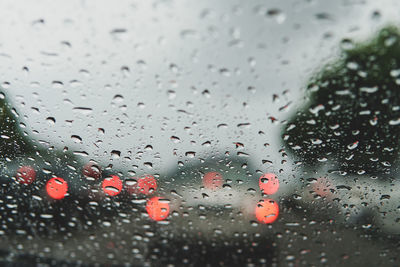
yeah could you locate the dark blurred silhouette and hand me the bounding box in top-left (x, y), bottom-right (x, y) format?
top-left (0, 93), bottom-right (35, 159)
top-left (282, 26), bottom-right (400, 176)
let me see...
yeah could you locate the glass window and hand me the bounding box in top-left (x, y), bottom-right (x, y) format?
top-left (1, 0), bottom-right (400, 266)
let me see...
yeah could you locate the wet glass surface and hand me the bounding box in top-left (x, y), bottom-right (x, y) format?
top-left (1, 0), bottom-right (400, 266)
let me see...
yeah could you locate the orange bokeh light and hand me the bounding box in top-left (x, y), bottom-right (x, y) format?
top-left (146, 196), bottom-right (170, 221)
top-left (259, 173), bottom-right (279, 195)
top-left (102, 175), bottom-right (123, 196)
top-left (46, 177), bottom-right (68, 200)
top-left (255, 199), bottom-right (279, 224)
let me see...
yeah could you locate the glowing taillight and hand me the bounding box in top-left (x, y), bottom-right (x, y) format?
top-left (102, 175), bottom-right (123, 196)
top-left (46, 177), bottom-right (68, 200)
top-left (146, 197), bottom-right (170, 221)
top-left (255, 199), bottom-right (279, 224)
top-left (126, 175), bottom-right (157, 195)
top-left (259, 173), bottom-right (279, 195)
top-left (16, 166), bottom-right (36, 184)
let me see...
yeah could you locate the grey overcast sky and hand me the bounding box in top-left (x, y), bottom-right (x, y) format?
top-left (0, 0), bottom-right (399, 184)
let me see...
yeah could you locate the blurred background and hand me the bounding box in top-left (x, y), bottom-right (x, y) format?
top-left (1, 0), bottom-right (400, 266)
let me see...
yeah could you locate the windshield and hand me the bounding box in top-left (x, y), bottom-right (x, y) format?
top-left (1, 0), bottom-right (400, 266)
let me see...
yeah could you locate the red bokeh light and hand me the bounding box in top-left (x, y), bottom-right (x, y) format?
top-left (259, 173), bottom-right (279, 195)
top-left (146, 196), bottom-right (170, 221)
top-left (102, 175), bottom-right (123, 196)
top-left (16, 166), bottom-right (36, 184)
top-left (82, 162), bottom-right (102, 179)
top-left (202, 171), bottom-right (223, 190)
top-left (126, 175), bottom-right (157, 195)
top-left (46, 177), bottom-right (68, 200)
top-left (255, 199), bottom-right (279, 224)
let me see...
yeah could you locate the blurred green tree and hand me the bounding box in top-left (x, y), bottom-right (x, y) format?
top-left (282, 26), bottom-right (400, 176)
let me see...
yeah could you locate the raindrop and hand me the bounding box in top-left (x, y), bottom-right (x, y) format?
top-left (2, 82), bottom-right (10, 89)
top-left (113, 94), bottom-right (124, 103)
top-left (121, 66), bottom-right (130, 77)
top-left (315, 12), bottom-right (334, 20)
top-left (389, 118), bottom-right (400, 125)
top-left (73, 151), bottom-right (89, 157)
top-left (40, 214), bottom-right (54, 219)
top-left (185, 151), bottom-right (196, 158)
top-left (46, 117), bottom-right (56, 124)
top-left (144, 162), bottom-right (153, 169)
top-left (71, 135), bottom-right (82, 143)
top-left (347, 141), bottom-right (359, 150)
top-left (111, 150), bottom-right (121, 159)
top-left (73, 107), bottom-right (93, 115)
top-left (237, 123), bottom-right (251, 129)
top-left (219, 68), bottom-right (231, 76)
top-left (371, 10), bottom-right (381, 20)
top-left (265, 8), bottom-right (286, 23)
top-left (180, 29), bottom-right (199, 39)
top-left (52, 81), bottom-right (64, 89)
top-left (170, 136), bottom-right (181, 143)
top-left (110, 28), bottom-right (128, 40)
top-left (202, 141), bottom-right (211, 147)
top-left (167, 90), bottom-right (176, 100)
top-left (202, 90), bottom-right (210, 98)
